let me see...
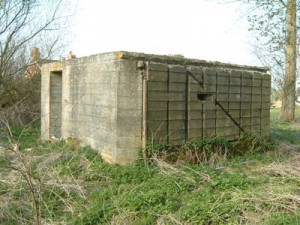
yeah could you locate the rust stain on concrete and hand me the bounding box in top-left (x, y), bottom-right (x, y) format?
top-left (49, 62), bottom-right (63, 72)
top-left (114, 51), bottom-right (124, 60)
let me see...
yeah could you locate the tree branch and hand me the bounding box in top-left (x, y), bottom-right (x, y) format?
top-left (278, 0), bottom-right (287, 7)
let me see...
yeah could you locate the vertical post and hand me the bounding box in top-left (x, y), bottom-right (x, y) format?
top-left (166, 66), bottom-right (170, 144)
top-left (215, 71), bottom-right (218, 137)
top-left (137, 61), bottom-right (148, 160)
top-left (239, 72), bottom-right (243, 136)
top-left (185, 68), bottom-right (189, 141)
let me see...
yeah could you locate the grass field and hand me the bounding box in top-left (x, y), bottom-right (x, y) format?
top-left (0, 108), bottom-right (299, 224)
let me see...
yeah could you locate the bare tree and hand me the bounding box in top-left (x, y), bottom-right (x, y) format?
top-left (282, 0), bottom-right (297, 121)
top-left (224, 0), bottom-right (299, 121)
top-left (0, 0), bottom-right (74, 123)
top-left (0, 1), bottom-right (75, 224)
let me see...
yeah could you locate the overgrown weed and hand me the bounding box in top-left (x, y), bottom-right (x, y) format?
top-left (0, 108), bottom-right (299, 224)
top-left (147, 133), bottom-right (273, 167)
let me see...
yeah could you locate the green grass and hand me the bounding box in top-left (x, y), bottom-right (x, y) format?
top-left (270, 106), bottom-right (300, 145)
top-left (0, 108), bottom-right (299, 224)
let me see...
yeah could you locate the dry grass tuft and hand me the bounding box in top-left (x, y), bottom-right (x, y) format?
top-left (151, 156), bottom-right (212, 184)
top-left (236, 153), bottom-right (300, 224)
top-left (0, 147), bottom-right (92, 224)
top-left (258, 152), bottom-right (300, 178)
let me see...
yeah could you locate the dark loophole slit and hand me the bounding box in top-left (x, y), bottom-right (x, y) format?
top-left (197, 93), bottom-right (213, 102)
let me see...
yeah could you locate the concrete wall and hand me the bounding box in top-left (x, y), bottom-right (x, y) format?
top-left (146, 62), bottom-right (271, 145)
top-left (41, 53), bottom-right (143, 164)
top-left (41, 51), bottom-right (270, 164)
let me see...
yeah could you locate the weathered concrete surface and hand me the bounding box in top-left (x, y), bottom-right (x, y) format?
top-left (41, 62), bottom-right (62, 141)
top-left (41, 51), bottom-right (270, 164)
top-left (41, 53), bottom-right (143, 164)
top-left (147, 61), bottom-right (270, 144)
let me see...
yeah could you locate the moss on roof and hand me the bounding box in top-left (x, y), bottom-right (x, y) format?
top-left (116, 51), bottom-right (269, 73)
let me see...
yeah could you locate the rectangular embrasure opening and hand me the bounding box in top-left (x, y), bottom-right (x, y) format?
top-left (197, 93), bottom-right (213, 102)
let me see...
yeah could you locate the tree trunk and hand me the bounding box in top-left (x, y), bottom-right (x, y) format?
top-left (281, 0), bottom-right (297, 121)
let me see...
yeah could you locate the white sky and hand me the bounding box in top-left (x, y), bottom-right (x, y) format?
top-left (70, 0), bottom-right (261, 66)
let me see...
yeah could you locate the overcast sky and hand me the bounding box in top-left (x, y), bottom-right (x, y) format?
top-left (69, 0), bottom-right (261, 66)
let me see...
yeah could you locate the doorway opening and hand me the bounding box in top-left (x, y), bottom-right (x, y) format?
top-left (50, 71), bottom-right (62, 138)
